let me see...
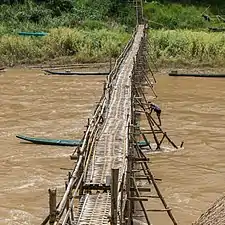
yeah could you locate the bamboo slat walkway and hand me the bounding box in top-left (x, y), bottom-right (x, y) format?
top-left (41, 19), bottom-right (181, 224)
top-left (41, 2), bottom-right (182, 222)
top-left (74, 25), bottom-right (145, 225)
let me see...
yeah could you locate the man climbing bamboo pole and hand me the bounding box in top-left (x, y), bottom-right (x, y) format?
top-left (149, 102), bottom-right (162, 126)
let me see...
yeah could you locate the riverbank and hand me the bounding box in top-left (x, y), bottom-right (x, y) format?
top-left (0, 27), bottom-right (130, 67)
top-left (1, 1), bottom-right (225, 67)
top-left (148, 29), bottom-right (225, 68)
top-left (1, 28), bottom-right (224, 68)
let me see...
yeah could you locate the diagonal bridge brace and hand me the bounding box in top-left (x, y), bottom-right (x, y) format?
top-left (127, 132), bottom-right (178, 225)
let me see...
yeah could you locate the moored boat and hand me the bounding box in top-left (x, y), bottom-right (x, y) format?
top-left (16, 134), bottom-right (82, 146)
top-left (44, 69), bottom-right (109, 76)
top-left (16, 134), bottom-right (149, 148)
top-left (208, 27), bottom-right (225, 32)
top-left (18, 32), bottom-right (48, 37)
top-left (169, 71), bottom-right (225, 78)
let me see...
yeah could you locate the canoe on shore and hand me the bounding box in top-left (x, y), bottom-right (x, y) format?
top-left (16, 135), bottom-right (82, 146)
top-left (18, 32), bottom-right (48, 37)
top-left (44, 70), bottom-right (109, 76)
top-left (169, 71), bottom-right (225, 78)
top-left (208, 27), bottom-right (225, 32)
top-left (16, 134), bottom-right (149, 148)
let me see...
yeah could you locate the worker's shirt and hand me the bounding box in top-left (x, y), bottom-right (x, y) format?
top-left (151, 104), bottom-right (161, 113)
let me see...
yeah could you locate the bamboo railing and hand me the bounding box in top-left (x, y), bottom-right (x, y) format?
top-left (40, 1), bottom-right (182, 224)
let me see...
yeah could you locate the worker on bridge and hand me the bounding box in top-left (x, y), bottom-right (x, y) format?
top-left (149, 102), bottom-right (161, 126)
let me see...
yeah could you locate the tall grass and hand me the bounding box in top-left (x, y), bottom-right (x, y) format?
top-left (148, 29), bottom-right (225, 66)
top-left (0, 27), bottom-right (130, 65)
top-left (144, 2), bottom-right (222, 30)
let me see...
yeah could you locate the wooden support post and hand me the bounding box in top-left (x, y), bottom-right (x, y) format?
top-left (68, 172), bottom-right (74, 222)
top-left (164, 132), bottom-right (178, 149)
top-left (48, 189), bottom-right (56, 225)
top-left (103, 81), bottom-right (107, 95)
top-left (136, 148), bottom-right (178, 225)
top-left (146, 113), bottom-right (161, 149)
top-left (144, 54), bottom-right (157, 81)
top-left (146, 40), bottom-right (159, 72)
top-left (180, 141), bottom-right (184, 148)
top-left (158, 133), bottom-right (166, 147)
top-left (65, 181), bottom-right (71, 225)
top-left (119, 173), bottom-right (125, 224)
top-left (65, 181), bottom-right (69, 211)
top-left (111, 168), bottom-right (119, 225)
top-left (131, 177), bottom-right (151, 225)
top-left (140, 131), bottom-right (152, 151)
top-left (128, 197), bottom-right (148, 201)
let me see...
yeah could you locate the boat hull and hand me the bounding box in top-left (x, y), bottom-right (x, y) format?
top-left (18, 32), bottom-right (48, 37)
top-left (16, 135), bottom-right (82, 146)
top-left (169, 71), bottom-right (225, 78)
top-left (44, 70), bottom-right (109, 76)
top-left (16, 135), bottom-right (148, 148)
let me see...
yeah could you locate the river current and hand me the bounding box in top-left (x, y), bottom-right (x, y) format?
top-left (1, 67), bottom-right (225, 225)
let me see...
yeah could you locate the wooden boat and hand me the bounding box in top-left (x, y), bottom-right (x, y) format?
top-left (18, 32), bottom-right (48, 37)
top-left (169, 71), bottom-right (225, 78)
top-left (208, 27), bottom-right (225, 32)
top-left (16, 134), bottom-right (82, 146)
top-left (137, 141), bottom-right (149, 148)
top-left (44, 69), bottom-right (109, 76)
top-left (16, 134), bottom-right (148, 148)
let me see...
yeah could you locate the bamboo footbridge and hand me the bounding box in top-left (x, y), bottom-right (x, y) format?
top-left (41, 2), bottom-right (183, 225)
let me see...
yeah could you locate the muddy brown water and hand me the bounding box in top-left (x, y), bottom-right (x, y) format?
top-left (1, 67), bottom-right (225, 225)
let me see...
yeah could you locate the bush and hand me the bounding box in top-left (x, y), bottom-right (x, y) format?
top-left (0, 27), bottom-right (130, 65)
top-left (144, 2), bottom-right (208, 29)
top-left (148, 29), bottom-right (225, 66)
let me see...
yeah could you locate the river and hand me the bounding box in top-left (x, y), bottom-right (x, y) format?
top-left (1, 67), bottom-right (225, 225)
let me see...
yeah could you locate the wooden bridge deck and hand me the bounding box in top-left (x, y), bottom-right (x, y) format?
top-left (74, 25), bottom-right (145, 225)
top-left (42, 18), bottom-right (179, 225)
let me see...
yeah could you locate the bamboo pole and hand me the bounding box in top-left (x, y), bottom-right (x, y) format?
top-left (49, 189), bottom-right (57, 225)
top-left (111, 168), bottom-right (119, 225)
top-left (57, 97), bottom-right (108, 216)
top-left (61, 173), bottom-right (84, 225)
top-left (140, 131), bottom-right (152, 151)
top-left (131, 135), bottom-right (152, 187)
top-left (131, 177), bottom-right (151, 225)
top-left (146, 40), bottom-right (158, 72)
top-left (138, 148), bottom-right (178, 225)
top-left (140, 63), bottom-right (157, 97)
top-left (40, 24), bottom-right (145, 225)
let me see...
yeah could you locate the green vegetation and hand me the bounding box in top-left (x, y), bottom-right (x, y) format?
top-left (0, 0), bottom-right (224, 66)
top-left (144, 2), bottom-right (207, 30)
top-left (0, 0), bottom-right (135, 34)
top-left (144, 2), bottom-right (225, 66)
top-left (0, 27), bottom-right (129, 65)
top-left (0, 0), bottom-right (135, 66)
top-left (148, 29), bottom-right (225, 67)
top-left (144, 2), bottom-right (225, 30)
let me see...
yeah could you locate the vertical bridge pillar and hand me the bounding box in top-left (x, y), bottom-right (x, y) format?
top-left (111, 168), bottom-right (119, 225)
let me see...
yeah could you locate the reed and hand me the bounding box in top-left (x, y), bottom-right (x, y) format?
top-left (0, 27), bottom-right (130, 66)
top-left (148, 29), bottom-right (225, 67)
top-left (144, 2), bottom-right (216, 30)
